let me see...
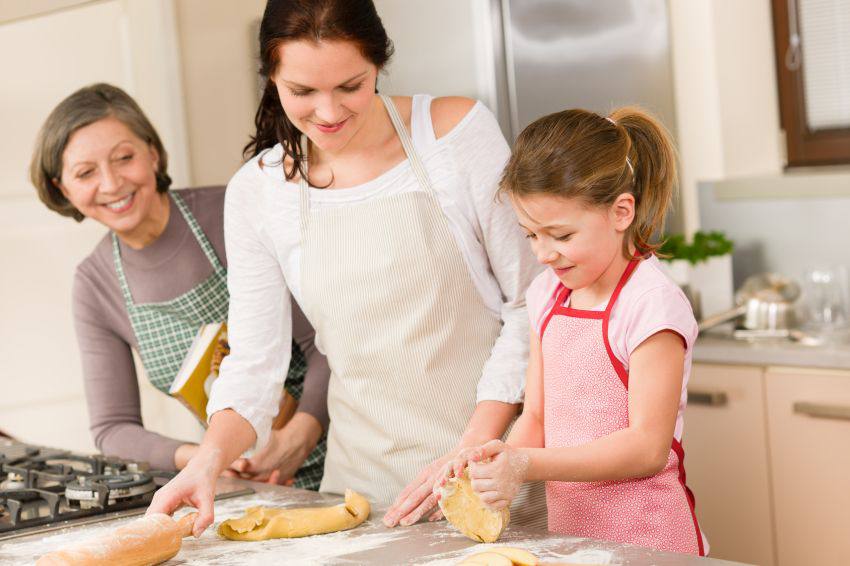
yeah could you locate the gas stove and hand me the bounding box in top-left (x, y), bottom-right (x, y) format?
top-left (0, 439), bottom-right (252, 541)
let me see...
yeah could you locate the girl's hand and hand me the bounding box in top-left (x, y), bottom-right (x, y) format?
top-left (431, 444), bottom-right (488, 494)
top-left (467, 440), bottom-right (529, 510)
top-left (146, 447), bottom-right (222, 537)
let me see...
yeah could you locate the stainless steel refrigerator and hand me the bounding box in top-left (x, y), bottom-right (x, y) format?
top-left (488, 0), bottom-right (677, 143)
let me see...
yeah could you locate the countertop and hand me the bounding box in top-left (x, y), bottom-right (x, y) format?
top-left (694, 329), bottom-right (850, 371)
top-left (0, 478), bottom-right (749, 565)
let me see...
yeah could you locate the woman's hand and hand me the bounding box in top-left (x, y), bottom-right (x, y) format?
top-left (382, 450), bottom-right (460, 527)
top-left (230, 412), bottom-right (321, 484)
top-left (439, 440), bottom-right (529, 510)
top-left (146, 446), bottom-right (223, 537)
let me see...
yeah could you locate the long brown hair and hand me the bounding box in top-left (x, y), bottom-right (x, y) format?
top-left (244, 0), bottom-right (394, 182)
top-left (499, 106), bottom-right (677, 257)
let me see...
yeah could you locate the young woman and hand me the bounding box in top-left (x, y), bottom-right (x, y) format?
top-left (30, 83), bottom-right (329, 489)
top-left (147, 0), bottom-right (544, 536)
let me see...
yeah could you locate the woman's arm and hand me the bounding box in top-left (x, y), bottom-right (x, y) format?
top-left (231, 299), bottom-right (328, 482)
top-left (72, 269), bottom-right (187, 471)
top-left (149, 165), bottom-right (295, 533)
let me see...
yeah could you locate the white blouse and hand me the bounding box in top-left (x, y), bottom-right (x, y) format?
top-left (207, 95), bottom-right (542, 447)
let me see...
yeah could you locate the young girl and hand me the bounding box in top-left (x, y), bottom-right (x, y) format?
top-left (436, 106), bottom-right (707, 555)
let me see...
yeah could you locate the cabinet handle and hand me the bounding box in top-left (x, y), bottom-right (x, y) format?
top-left (793, 402), bottom-right (850, 421)
top-left (688, 390), bottom-right (728, 407)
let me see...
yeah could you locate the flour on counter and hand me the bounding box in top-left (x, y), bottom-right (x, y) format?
top-left (411, 537), bottom-right (618, 566)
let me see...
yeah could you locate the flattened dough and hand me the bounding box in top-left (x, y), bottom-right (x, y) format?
top-left (487, 547), bottom-right (539, 565)
top-left (217, 489), bottom-right (370, 541)
top-left (459, 551), bottom-right (513, 566)
top-left (438, 469), bottom-right (510, 543)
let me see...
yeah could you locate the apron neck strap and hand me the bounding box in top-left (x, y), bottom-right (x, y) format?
top-left (298, 94), bottom-right (437, 241)
top-left (379, 94), bottom-right (436, 197)
top-left (112, 191), bottom-right (223, 306)
top-left (604, 254), bottom-right (643, 314)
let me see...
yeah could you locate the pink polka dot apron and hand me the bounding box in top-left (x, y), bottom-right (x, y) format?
top-left (539, 257), bottom-right (704, 555)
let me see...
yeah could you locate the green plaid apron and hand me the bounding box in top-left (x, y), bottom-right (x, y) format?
top-left (113, 192), bottom-right (326, 489)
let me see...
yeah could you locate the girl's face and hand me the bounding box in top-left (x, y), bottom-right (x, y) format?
top-left (512, 192), bottom-right (634, 290)
top-left (57, 116), bottom-right (163, 236)
top-left (272, 39), bottom-right (378, 154)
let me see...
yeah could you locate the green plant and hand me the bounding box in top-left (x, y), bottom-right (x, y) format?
top-left (658, 231), bottom-right (734, 265)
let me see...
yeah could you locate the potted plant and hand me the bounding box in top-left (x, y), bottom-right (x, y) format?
top-left (659, 231), bottom-right (734, 320)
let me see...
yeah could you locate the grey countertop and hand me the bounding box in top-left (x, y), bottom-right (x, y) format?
top-left (694, 328), bottom-right (850, 371)
top-left (0, 478), bottom-right (749, 565)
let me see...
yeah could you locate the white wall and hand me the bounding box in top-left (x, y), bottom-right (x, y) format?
top-left (668, 0), bottom-right (785, 235)
top-left (375, 0), bottom-right (497, 109)
top-left (0, 0), bottom-right (200, 452)
top-left (174, 0), bottom-right (268, 187)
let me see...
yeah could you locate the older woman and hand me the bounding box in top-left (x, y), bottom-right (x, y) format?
top-left (29, 83), bottom-right (329, 488)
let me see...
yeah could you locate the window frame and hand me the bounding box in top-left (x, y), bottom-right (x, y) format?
top-left (771, 0), bottom-right (850, 167)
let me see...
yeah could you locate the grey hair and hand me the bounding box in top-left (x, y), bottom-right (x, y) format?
top-left (29, 83), bottom-right (171, 222)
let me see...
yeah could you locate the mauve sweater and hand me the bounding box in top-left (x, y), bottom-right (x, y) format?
top-left (71, 186), bottom-right (330, 470)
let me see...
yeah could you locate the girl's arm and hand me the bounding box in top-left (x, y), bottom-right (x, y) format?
top-left (464, 330), bottom-right (686, 509)
top-left (521, 330), bottom-right (684, 482)
top-left (440, 329), bottom-right (546, 482)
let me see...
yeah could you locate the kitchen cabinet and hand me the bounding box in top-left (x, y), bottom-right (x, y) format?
top-left (685, 363), bottom-right (776, 566)
top-left (765, 367), bottom-right (850, 566)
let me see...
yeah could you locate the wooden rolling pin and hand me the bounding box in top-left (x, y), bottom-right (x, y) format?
top-left (36, 512), bottom-right (197, 566)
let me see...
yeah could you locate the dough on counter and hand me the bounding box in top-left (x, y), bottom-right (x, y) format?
top-left (217, 489), bottom-right (370, 541)
top-left (438, 469), bottom-right (510, 543)
top-left (459, 551), bottom-right (514, 566)
top-left (459, 547), bottom-right (539, 566)
top-left (487, 547), bottom-right (539, 565)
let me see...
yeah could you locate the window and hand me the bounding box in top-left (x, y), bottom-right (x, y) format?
top-left (771, 0), bottom-right (850, 166)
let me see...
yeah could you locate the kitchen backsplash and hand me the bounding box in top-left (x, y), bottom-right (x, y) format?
top-left (698, 171), bottom-right (850, 289)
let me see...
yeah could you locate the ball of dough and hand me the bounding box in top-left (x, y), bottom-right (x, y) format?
top-left (438, 469), bottom-right (510, 543)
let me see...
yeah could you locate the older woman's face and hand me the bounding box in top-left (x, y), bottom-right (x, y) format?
top-left (57, 116), bottom-right (161, 235)
top-left (272, 39), bottom-right (378, 154)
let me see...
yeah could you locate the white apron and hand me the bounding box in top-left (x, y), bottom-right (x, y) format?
top-left (299, 95), bottom-right (545, 526)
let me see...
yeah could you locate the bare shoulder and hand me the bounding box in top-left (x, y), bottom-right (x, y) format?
top-left (430, 96), bottom-right (477, 139)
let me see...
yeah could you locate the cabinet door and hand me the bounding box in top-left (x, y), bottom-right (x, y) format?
top-left (766, 367), bottom-right (850, 566)
top-left (685, 363), bottom-right (775, 566)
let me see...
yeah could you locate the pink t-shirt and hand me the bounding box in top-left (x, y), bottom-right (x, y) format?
top-left (526, 255), bottom-right (698, 441)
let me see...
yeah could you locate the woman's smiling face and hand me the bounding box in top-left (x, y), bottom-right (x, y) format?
top-left (271, 39), bottom-right (378, 154)
top-left (57, 115), bottom-right (162, 235)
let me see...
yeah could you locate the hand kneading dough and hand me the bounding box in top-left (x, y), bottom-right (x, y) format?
top-left (217, 489), bottom-right (370, 541)
top-left (438, 469), bottom-right (510, 543)
top-left (36, 513), bottom-right (196, 566)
